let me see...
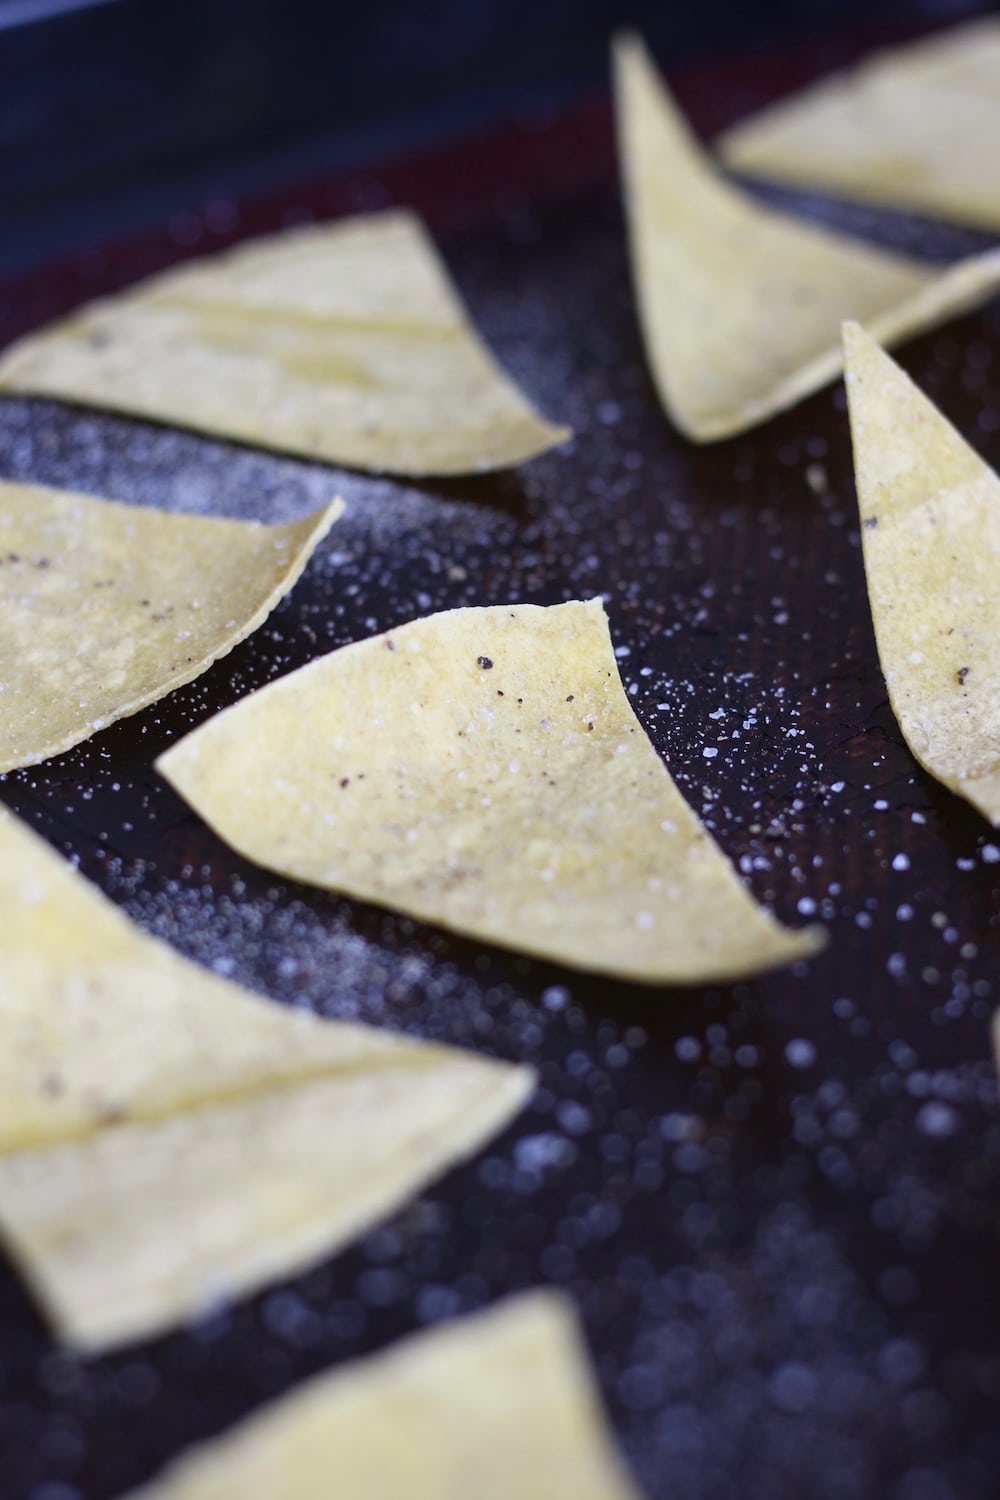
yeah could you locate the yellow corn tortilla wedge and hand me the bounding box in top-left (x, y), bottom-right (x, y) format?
top-left (842, 322), bottom-right (1000, 823)
top-left (0, 806), bottom-right (534, 1351)
top-left (0, 211), bottom-right (569, 476)
top-left (612, 32), bottom-right (1000, 442)
top-left (719, 19), bottom-right (1000, 235)
top-left (0, 479), bottom-right (342, 773)
top-left (157, 598), bottom-right (823, 985)
top-left (121, 1292), bottom-right (644, 1500)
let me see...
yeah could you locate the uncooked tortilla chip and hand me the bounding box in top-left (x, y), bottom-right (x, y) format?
top-left (719, 19), bottom-right (1000, 234)
top-left (842, 322), bottom-right (1000, 823)
top-left (0, 479), bottom-right (341, 772)
top-left (0, 211), bottom-right (569, 475)
top-left (157, 598), bottom-right (823, 984)
top-left (613, 32), bottom-right (1000, 442)
top-left (0, 807), bottom-right (534, 1350)
top-left (122, 1292), bottom-right (643, 1500)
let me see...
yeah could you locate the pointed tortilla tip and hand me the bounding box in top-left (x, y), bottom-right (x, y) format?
top-left (841, 317), bottom-right (867, 355)
top-left (841, 318), bottom-right (896, 389)
top-left (841, 318), bottom-right (882, 411)
top-left (612, 27), bottom-right (645, 69)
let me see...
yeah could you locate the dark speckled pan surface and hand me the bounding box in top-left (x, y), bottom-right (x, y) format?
top-left (1, 35), bottom-right (999, 1500)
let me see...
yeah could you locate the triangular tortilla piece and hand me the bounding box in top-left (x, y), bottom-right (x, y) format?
top-left (0, 480), bottom-right (341, 772)
top-left (0, 808), bottom-right (534, 1351)
top-left (612, 33), bottom-right (1000, 442)
top-left (719, 19), bottom-right (1000, 234)
top-left (842, 323), bottom-right (1000, 823)
top-left (157, 598), bottom-right (823, 985)
top-left (0, 211), bottom-right (569, 476)
top-left (121, 1293), bottom-right (644, 1500)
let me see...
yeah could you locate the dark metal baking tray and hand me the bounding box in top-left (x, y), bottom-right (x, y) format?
top-left (1, 30), bottom-right (999, 1500)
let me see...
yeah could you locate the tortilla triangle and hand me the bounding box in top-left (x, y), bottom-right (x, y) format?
top-left (0, 211), bottom-right (569, 475)
top-left (0, 807), bottom-right (533, 1350)
top-left (121, 1293), bottom-right (643, 1500)
top-left (842, 322), bottom-right (1000, 823)
top-left (613, 32), bottom-right (1000, 441)
top-left (158, 598), bottom-right (823, 984)
top-left (719, 20), bottom-right (1000, 234)
top-left (0, 479), bottom-right (341, 772)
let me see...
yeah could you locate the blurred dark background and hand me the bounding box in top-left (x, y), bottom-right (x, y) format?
top-left (1, 0), bottom-right (995, 277)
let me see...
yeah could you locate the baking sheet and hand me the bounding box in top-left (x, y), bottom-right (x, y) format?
top-left (1, 33), bottom-right (999, 1500)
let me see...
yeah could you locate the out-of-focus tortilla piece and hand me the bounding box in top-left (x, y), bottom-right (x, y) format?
top-left (121, 1292), bottom-right (645, 1500)
top-left (0, 479), bottom-right (341, 772)
top-left (612, 32), bottom-right (1000, 442)
top-left (157, 598), bottom-right (824, 985)
top-left (719, 19), bottom-right (1000, 234)
top-left (0, 211), bottom-right (569, 476)
top-left (0, 807), bottom-right (534, 1351)
top-left (842, 322), bottom-right (1000, 823)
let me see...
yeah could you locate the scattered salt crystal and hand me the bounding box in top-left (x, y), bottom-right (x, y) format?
top-left (916, 1101), bottom-right (958, 1138)
top-left (785, 1038), bottom-right (816, 1069)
